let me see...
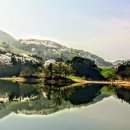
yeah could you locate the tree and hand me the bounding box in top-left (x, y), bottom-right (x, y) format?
top-left (44, 60), bottom-right (71, 78)
top-left (69, 56), bottom-right (104, 80)
top-left (11, 55), bottom-right (17, 65)
top-left (117, 61), bottom-right (130, 80)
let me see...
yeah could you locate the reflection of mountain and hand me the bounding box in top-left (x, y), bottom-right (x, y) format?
top-left (0, 81), bottom-right (112, 119)
top-left (117, 87), bottom-right (130, 104)
top-left (2, 80), bottom-right (130, 119)
top-left (63, 84), bottom-right (103, 105)
top-left (0, 80), bottom-right (39, 102)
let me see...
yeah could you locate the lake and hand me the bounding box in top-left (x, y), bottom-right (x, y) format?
top-left (0, 80), bottom-right (130, 130)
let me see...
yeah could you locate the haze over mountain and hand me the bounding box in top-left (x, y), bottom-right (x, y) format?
top-left (0, 30), bottom-right (112, 66)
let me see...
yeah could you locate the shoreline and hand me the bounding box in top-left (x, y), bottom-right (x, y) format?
top-left (0, 77), bottom-right (130, 87)
top-left (84, 80), bottom-right (130, 87)
top-left (0, 77), bottom-right (26, 82)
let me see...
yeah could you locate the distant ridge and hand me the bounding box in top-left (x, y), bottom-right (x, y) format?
top-left (112, 59), bottom-right (130, 65)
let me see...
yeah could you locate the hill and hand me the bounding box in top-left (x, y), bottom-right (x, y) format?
top-left (17, 39), bottom-right (112, 66)
top-left (0, 30), bottom-right (16, 44)
top-left (0, 30), bottom-right (112, 66)
top-left (112, 59), bottom-right (130, 65)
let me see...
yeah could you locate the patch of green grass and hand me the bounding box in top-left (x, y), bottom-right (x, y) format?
top-left (0, 40), bottom-right (31, 54)
top-left (101, 85), bottom-right (116, 94)
top-left (67, 75), bottom-right (85, 81)
top-left (99, 66), bottom-right (116, 80)
top-left (10, 44), bottom-right (31, 54)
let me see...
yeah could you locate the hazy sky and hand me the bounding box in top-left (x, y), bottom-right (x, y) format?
top-left (0, 0), bottom-right (130, 61)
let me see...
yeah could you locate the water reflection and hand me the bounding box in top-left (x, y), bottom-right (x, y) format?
top-left (0, 80), bottom-right (130, 119)
top-left (117, 87), bottom-right (130, 104)
top-left (62, 84), bottom-right (103, 105)
top-left (0, 80), bottom-right (39, 103)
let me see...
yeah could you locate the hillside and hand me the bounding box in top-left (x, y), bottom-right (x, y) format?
top-left (0, 30), bottom-right (112, 66)
top-left (0, 41), bottom-right (30, 55)
top-left (116, 61), bottom-right (130, 79)
top-left (112, 59), bottom-right (130, 65)
top-left (0, 30), bottom-right (16, 44)
top-left (17, 39), bottom-right (112, 66)
top-left (0, 45), bottom-right (40, 77)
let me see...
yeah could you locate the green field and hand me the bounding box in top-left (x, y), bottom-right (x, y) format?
top-left (99, 66), bottom-right (117, 80)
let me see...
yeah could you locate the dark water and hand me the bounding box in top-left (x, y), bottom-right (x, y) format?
top-left (0, 80), bottom-right (130, 130)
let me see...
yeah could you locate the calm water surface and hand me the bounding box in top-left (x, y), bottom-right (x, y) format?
top-left (0, 80), bottom-right (130, 130)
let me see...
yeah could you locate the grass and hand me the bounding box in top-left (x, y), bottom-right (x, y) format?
top-left (9, 44), bottom-right (31, 54)
top-left (67, 75), bottom-right (86, 83)
top-left (99, 66), bottom-right (116, 80)
top-left (0, 40), bottom-right (31, 55)
top-left (100, 85), bottom-right (116, 94)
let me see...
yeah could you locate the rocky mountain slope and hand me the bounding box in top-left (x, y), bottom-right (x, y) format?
top-left (17, 39), bottom-right (112, 66)
top-left (0, 30), bottom-right (112, 66)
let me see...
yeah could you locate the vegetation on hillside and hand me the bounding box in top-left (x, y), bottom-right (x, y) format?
top-left (0, 41), bottom-right (30, 54)
top-left (68, 57), bottom-right (104, 80)
top-left (0, 36), bottom-right (130, 82)
top-left (116, 61), bottom-right (130, 80)
top-left (99, 66), bottom-right (116, 80)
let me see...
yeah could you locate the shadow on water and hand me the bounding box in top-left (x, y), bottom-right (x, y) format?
top-left (0, 80), bottom-right (130, 119)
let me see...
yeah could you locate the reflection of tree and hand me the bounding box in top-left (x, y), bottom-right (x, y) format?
top-left (43, 85), bottom-right (52, 100)
top-left (8, 92), bottom-right (15, 102)
top-left (19, 83), bottom-right (39, 97)
top-left (43, 84), bottom-right (104, 106)
top-left (53, 90), bottom-right (62, 105)
top-left (0, 82), bottom-right (116, 118)
top-left (62, 84), bottom-right (104, 105)
top-left (0, 81), bottom-right (40, 103)
top-left (43, 85), bottom-right (62, 105)
top-left (117, 87), bottom-right (130, 104)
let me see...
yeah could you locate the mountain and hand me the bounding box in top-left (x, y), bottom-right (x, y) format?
top-left (0, 30), bottom-right (112, 66)
top-left (112, 59), bottom-right (130, 65)
top-left (0, 30), bottom-right (17, 44)
top-left (17, 39), bottom-right (112, 66)
top-left (0, 30), bottom-right (30, 54)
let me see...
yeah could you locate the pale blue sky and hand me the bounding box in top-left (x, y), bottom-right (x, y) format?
top-left (0, 0), bottom-right (130, 61)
